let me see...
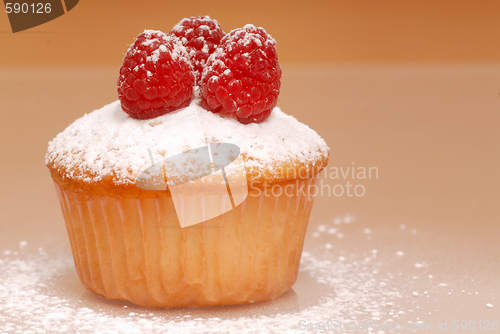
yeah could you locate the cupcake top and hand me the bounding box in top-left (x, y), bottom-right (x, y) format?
top-left (46, 96), bottom-right (329, 193)
top-left (47, 20), bottom-right (329, 196)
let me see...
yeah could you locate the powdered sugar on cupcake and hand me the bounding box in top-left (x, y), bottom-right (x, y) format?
top-left (46, 96), bottom-right (329, 185)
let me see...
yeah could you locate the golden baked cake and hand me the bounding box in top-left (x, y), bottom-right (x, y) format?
top-left (46, 16), bottom-right (329, 308)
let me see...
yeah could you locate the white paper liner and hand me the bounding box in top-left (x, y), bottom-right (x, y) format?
top-left (53, 176), bottom-right (318, 307)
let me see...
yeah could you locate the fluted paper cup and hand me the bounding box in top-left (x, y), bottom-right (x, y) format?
top-left (53, 175), bottom-right (318, 308)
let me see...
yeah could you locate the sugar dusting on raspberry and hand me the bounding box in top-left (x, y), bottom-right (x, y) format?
top-left (168, 16), bottom-right (225, 84)
top-left (118, 29), bottom-right (194, 120)
top-left (46, 96), bottom-right (328, 184)
top-left (200, 24), bottom-right (281, 124)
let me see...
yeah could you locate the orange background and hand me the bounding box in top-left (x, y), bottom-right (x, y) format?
top-left (1, 0), bottom-right (500, 66)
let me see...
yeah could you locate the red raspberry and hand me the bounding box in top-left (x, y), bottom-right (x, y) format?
top-left (200, 24), bottom-right (281, 124)
top-left (169, 16), bottom-right (225, 84)
top-left (117, 30), bottom-right (195, 120)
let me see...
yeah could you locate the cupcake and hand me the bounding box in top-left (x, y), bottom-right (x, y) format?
top-left (46, 17), bottom-right (329, 308)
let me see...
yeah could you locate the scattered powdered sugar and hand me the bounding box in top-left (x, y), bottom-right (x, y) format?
top-left (2, 213), bottom-right (494, 333)
top-left (414, 262), bottom-right (427, 268)
top-left (46, 97), bottom-right (328, 185)
top-left (0, 233), bottom-right (403, 333)
top-left (333, 214), bottom-right (354, 224)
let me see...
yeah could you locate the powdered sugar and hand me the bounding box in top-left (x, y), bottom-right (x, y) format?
top-left (0, 215), bottom-right (402, 334)
top-left (168, 16), bottom-right (225, 81)
top-left (46, 96), bottom-right (328, 185)
top-left (127, 29), bottom-right (189, 65)
top-left (201, 24), bottom-right (276, 85)
top-left (1, 214), bottom-right (496, 333)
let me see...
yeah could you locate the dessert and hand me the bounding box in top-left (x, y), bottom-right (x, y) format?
top-left (117, 30), bottom-right (195, 119)
top-left (199, 24), bottom-right (281, 124)
top-left (168, 16), bottom-right (225, 84)
top-left (46, 16), bottom-right (329, 308)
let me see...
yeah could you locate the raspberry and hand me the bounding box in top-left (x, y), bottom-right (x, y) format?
top-left (200, 24), bottom-right (281, 124)
top-left (117, 30), bottom-right (195, 120)
top-left (169, 16), bottom-right (225, 84)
